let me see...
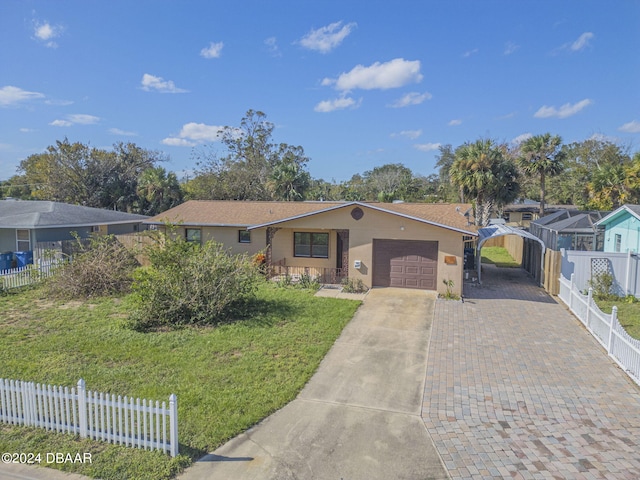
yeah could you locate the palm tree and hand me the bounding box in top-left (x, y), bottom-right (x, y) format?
top-left (517, 133), bottom-right (565, 217)
top-left (450, 139), bottom-right (519, 226)
top-left (136, 166), bottom-right (183, 215)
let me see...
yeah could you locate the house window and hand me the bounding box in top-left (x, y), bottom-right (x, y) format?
top-left (294, 232), bottom-right (329, 258)
top-left (185, 228), bottom-right (202, 244)
top-left (615, 234), bottom-right (622, 253)
top-left (16, 229), bottom-right (31, 251)
top-left (522, 213), bottom-right (533, 221)
top-left (239, 230), bottom-right (251, 243)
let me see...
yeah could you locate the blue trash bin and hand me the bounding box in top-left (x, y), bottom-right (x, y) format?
top-left (14, 251), bottom-right (34, 268)
top-left (0, 252), bottom-right (12, 271)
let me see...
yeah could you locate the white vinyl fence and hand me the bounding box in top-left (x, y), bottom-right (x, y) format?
top-left (559, 273), bottom-right (640, 387)
top-left (0, 378), bottom-right (178, 457)
top-left (0, 261), bottom-right (63, 290)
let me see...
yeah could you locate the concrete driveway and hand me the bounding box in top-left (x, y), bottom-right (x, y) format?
top-left (179, 287), bottom-right (448, 480)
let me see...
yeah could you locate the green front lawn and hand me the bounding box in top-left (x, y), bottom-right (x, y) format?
top-left (593, 298), bottom-right (640, 340)
top-left (0, 283), bottom-right (360, 479)
top-left (480, 246), bottom-right (520, 268)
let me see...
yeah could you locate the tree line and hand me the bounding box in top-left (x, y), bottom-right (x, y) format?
top-left (2, 109), bottom-right (639, 224)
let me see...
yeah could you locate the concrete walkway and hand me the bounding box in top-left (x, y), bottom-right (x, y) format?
top-left (179, 287), bottom-right (448, 480)
top-left (423, 264), bottom-right (640, 479)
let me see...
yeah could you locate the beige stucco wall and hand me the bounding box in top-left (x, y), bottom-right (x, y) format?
top-left (266, 205), bottom-right (467, 296)
top-left (170, 226), bottom-right (267, 256)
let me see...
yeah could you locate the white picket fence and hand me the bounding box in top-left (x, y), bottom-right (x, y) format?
top-left (0, 261), bottom-right (62, 290)
top-left (558, 273), bottom-right (640, 386)
top-left (0, 378), bottom-right (178, 457)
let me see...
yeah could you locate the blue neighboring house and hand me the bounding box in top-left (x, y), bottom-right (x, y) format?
top-left (595, 204), bottom-right (640, 253)
top-left (0, 199), bottom-right (148, 268)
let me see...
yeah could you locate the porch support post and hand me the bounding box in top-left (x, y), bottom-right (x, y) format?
top-left (265, 227), bottom-right (280, 266)
top-left (336, 229), bottom-right (349, 278)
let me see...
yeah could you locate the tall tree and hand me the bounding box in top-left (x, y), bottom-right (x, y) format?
top-left (363, 163), bottom-right (412, 202)
top-left (136, 166), bottom-right (184, 215)
top-left (268, 149), bottom-right (311, 201)
top-left (547, 139), bottom-right (632, 208)
top-left (450, 139), bottom-right (519, 226)
top-left (517, 133), bottom-right (565, 216)
top-left (18, 139), bottom-right (163, 211)
top-left (187, 110), bottom-right (312, 201)
top-left (435, 144), bottom-right (462, 202)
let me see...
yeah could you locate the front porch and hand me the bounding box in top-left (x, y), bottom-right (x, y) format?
top-left (268, 263), bottom-right (346, 285)
top-left (265, 226), bottom-right (350, 285)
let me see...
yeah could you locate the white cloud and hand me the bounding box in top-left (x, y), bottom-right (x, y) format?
top-left (571, 32), bottom-right (594, 51)
top-left (162, 137), bottom-right (194, 147)
top-left (140, 74), bottom-right (188, 93)
top-left (33, 20), bottom-right (64, 48)
top-left (200, 41), bottom-right (224, 59)
top-left (462, 48), bottom-right (479, 58)
top-left (389, 91), bottom-right (432, 108)
top-left (67, 114), bottom-right (99, 125)
top-left (414, 143), bottom-right (441, 152)
top-left (511, 133), bottom-right (532, 145)
top-left (0, 86), bottom-right (45, 107)
top-left (324, 58), bottom-right (423, 92)
top-left (50, 119), bottom-right (72, 127)
top-left (162, 122), bottom-right (225, 146)
top-left (298, 21), bottom-right (356, 54)
top-left (448, 119), bottom-right (462, 126)
top-left (314, 96), bottom-right (360, 113)
top-left (264, 37), bottom-right (281, 57)
top-left (109, 128), bottom-right (138, 136)
top-left (504, 41), bottom-right (519, 55)
top-left (619, 120), bottom-right (640, 134)
top-left (534, 98), bottom-right (592, 119)
top-left (50, 114), bottom-right (100, 127)
top-left (392, 129), bottom-right (422, 140)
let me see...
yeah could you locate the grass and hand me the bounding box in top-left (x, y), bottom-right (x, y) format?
top-left (593, 297), bottom-right (640, 340)
top-left (0, 282), bottom-right (361, 479)
top-left (481, 246), bottom-right (520, 268)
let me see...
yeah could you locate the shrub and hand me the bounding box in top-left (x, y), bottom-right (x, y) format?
top-left (439, 279), bottom-right (460, 300)
top-left (298, 272), bottom-right (321, 290)
top-left (341, 277), bottom-right (368, 293)
top-left (588, 271), bottom-right (615, 300)
top-left (47, 234), bottom-right (139, 299)
top-left (129, 237), bottom-right (261, 330)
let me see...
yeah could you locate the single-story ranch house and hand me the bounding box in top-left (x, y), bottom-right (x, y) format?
top-left (147, 200), bottom-right (478, 296)
top-left (0, 199), bottom-right (148, 266)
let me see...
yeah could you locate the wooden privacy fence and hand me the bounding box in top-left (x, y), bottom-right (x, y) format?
top-left (558, 274), bottom-right (640, 387)
top-left (0, 378), bottom-right (178, 457)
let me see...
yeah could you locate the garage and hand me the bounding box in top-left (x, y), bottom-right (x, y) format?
top-left (372, 239), bottom-right (438, 289)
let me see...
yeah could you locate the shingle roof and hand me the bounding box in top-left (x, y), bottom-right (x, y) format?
top-left (0, 200), bottom-right (148, 228)
top-left (595, 204), bottom-right (640, 226)
top-left (147, 200), bottom-right (478, 235)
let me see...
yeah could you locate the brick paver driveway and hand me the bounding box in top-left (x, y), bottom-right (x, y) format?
top-left (423, 264), bottom-right (640, 479)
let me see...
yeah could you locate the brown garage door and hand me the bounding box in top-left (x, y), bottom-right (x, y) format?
top-left (372, 239), bottom-right (438, 289)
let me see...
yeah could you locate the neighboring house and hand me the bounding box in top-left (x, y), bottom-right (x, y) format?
top-left (595, 204), bottom-right (640, 253)
top-left (147, 200), bottom-right (478, 296)
top-left (0, 199), bottom-right (149, 266)
top-left (528, 209), bottom-right (607, 251)
top-left (502, 201), bottom-right (575, 229)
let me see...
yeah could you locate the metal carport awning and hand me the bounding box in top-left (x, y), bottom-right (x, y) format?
top-left (476, 224), bottom-right (546, 284)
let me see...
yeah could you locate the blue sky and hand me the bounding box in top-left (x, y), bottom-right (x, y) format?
top-left (1, 0), bottom-right (639, 183)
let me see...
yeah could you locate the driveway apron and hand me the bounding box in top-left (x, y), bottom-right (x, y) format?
top-left (423, 264), bottom-right (640, 479)
top-left (179, 287), bottom-right (448, 480)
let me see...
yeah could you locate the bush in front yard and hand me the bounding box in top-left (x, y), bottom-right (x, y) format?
top-left (129, 238), bottom-right (261, 330)
top-left (47, 234), bottom-right (139, 299)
